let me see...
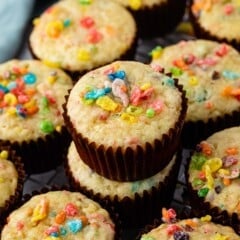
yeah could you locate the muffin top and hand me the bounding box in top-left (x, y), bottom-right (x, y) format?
top-left (191, 0), bottom-right (240, 40)
top-left (188, 126), bottom-right (240, 215)
top-left (111, 0), bottom-right (167, 10)
top-left (0, 150), bottom-right (18, 208)
top-left (0, 59), bottom-right (73, 142)
top-left (66, 61), bottom-right (184, 149)
top-left (1, 190), bottom-right (115, 240)
top-left (29, 0), bottom-right (136, 72)
top-left (150, 39), bottom-right (240, 122)
top-left (67, 141), bottom-right (176, 199)
top-left (140, 209), bottom-right (239, 240)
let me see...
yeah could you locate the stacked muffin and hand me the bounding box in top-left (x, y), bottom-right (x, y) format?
top-left (63, 60), bottom-right (187, 226)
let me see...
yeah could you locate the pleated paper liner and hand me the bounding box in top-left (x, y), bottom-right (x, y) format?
top-left (0, 126), bottom-right (71, 174)
top-left (188, 0), bottom-right (240, 52)
top-left (64, 143), bottom-right (182, 228)
top-left (126, 0), bottom-right (187, 38)
top-left (181, 110), bottom-right (240, 149)
top-left (0, 185), bottom-right (122, 240)
top-left (63, 79), bottom-right (187, 182)
top-left (185, 154), bottom-right (240, 235)
top-left (136, 208), bottom-right (240, 239)
top-left (0, 145), bottom-right (25, 225)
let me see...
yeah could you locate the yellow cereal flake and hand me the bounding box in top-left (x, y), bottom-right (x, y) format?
top-left (0, 150), bottom-right (8, 159)
top-left (211, 233), bottom-right (228, 240)
top-left (33, 17), bottom-right (40, 26)
top-left (47, 75), bottom-right (57, 84)
top-left (121, 112), bottom-right (137, 123)
top-left (140, 83), bottom-right (151, 91)
top-left (46, 20), bottom-right (64, 38)
top-left (6, 107), bottom-right (16, 116)
top-left (188, 76), bottom-right (199, 86)
top-left (129, 0), bottom-right (142, 10)
top-left (31, 199), bottom-right (49, 224)
top-left (203, 158), bottom-right (222, 173)
top-left (55, 125), bottom-right (62, 132)
top-left (200, 215), bottom-right (212, 222)
top-left (77, 48), bottom-right (91, 61)
top-left (43, 60), bottom-right (61, 68)
top-left (96, 96), bottom-right (118, 112)
top-left (4, 93), bottom-right (18, 106)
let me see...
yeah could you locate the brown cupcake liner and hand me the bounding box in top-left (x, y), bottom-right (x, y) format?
top-left (185, 152), bottom-right (240, 235)
top-left (181, 110), bottom-right (240, 149)
top-left (63, 79), bottom-right (187, 181)
top-left (188, 1), bottom-right (240, 51)
top-left (136, 207), bottom-right (240, 239)
top-left (127, 0), bottom-right (187, 38)
top-left (64, 148), bottom-right (182, 228)
top-left (0, 185), bottom-right (122, 240)
top-left (28, 24), bottom-right (138, 83)
top-left (0, 145), bottom-right (25, 224)
top-left (0, 126), bottom-right (71, 174)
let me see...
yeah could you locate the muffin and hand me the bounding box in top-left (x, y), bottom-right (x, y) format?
top-left (111, 0), bottom-right (187, 38)
top-left (189, 0), bottom-right (240, 51)
top-left (138, 208), bottom-right (240, 239)
top-left (150, 39), bottom-right (240, 147)
top-left (1, 189), bottom-right (119, 239)
top-left (0, 146), bottom-right (25, 223)
top-left (0, 59), bottom-right (73, 174)
top-left (187, 126), bottom-right (240, 231)
top-left (63, 60), bottom-right (187, 181)
top-left (65, 141), bottom-right (181, 227)
top-left (29, 0), bottom-right (137, 80)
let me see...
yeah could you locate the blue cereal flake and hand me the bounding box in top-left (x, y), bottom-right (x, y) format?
top-left (108, 70), bottom-right (126, 81)
top-left (23, 72), bottom-right (37, 84)
top-left (63, 19), bottom-right (71, 27)
top-left (85, 87), bottom-right (111, 100)
top-left (67, 219), bottom-right (83, 234)
top-left (131, 181), bottom-right (142, 193)
top-left (222, 70), bottom-right (240, 80)
top-left (49, 211), bottom-right (57, 217)
top-left (50, 232), bottom-right (59, 237)
top-left (60, 227), bottom-right (67, 236)
top-left (7, 81), bottom-right (17, 90)
top-left (0, 84), bottom-right (9, 93)
top-left (195, 89), bottom-right (208, 102)
top-left (162, 77), bottom-right (175, 87)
